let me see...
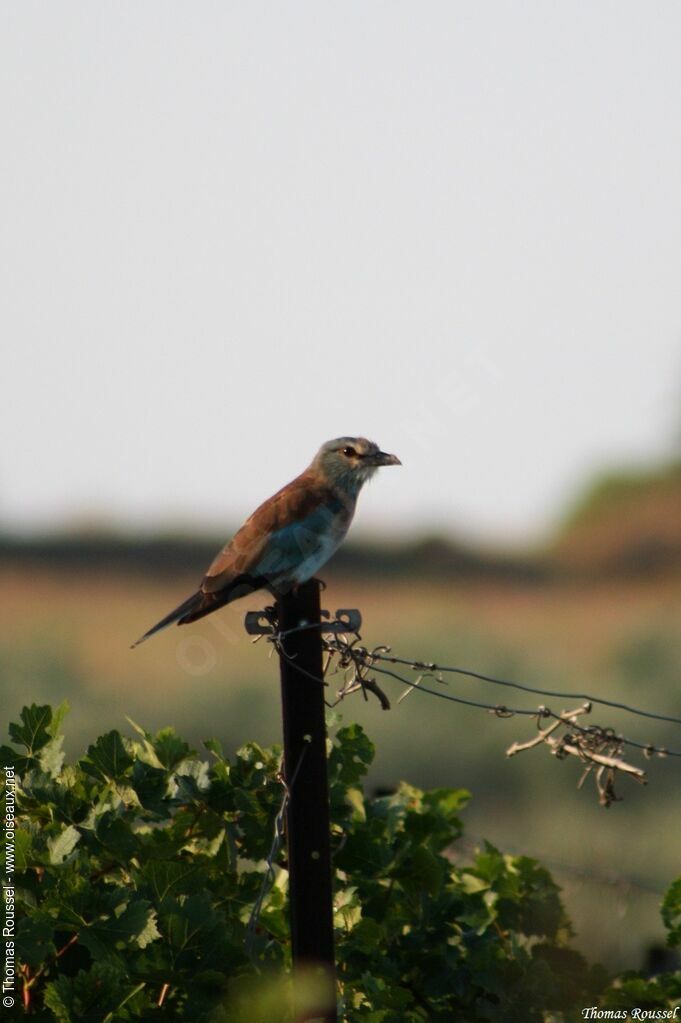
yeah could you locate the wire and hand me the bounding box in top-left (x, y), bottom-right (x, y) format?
top-left (274, 617), bottom-right (678, 748)
top-left (269, 616), bottom-right (681, 826)
top-left (274, 634), bottom-right (681, 759)
top-left (364, 658), bottom-right (681, 759)
top-left (245, 742), bottom-right (309, 960)
top-left (369, 650), bottom-right (681, 729)
top-left (275, 622), bottom-right (681, 729)
top-left (276, 642), bottom-right (537, 717)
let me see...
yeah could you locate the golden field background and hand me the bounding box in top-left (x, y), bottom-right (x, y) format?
top-left (3, 462), bottom-right (681, 974)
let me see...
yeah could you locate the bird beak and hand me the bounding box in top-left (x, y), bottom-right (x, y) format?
top-left (372, 451), bottom-right (402, 466)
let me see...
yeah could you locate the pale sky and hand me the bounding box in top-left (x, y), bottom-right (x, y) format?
top-left (2, 2), bottom-right (680, 544)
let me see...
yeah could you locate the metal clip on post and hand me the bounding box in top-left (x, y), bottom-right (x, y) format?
top-left (244, 607), bottom-right (362, 636)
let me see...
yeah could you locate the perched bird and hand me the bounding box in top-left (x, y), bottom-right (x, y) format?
top-left (132, 437), bottom-right (401, 647)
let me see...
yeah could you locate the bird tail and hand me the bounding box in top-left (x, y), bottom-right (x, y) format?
top-left (131, 575), bottom-right (267, 649)
top-left (131, 591), bottom-right (209, 649)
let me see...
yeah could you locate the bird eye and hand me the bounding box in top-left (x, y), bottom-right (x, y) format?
top-left (342, 446), bottom-right (357, 457)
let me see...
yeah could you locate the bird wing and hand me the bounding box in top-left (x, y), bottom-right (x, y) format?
top-left (201, 471), bottom-right (352, 595)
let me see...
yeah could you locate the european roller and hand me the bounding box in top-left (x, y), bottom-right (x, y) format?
top-left (132, 437), bottom-right (401, 647)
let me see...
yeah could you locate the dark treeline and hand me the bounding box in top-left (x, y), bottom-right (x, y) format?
top-left (0, 531), bottom-right (547, 582)
top-left (1, 529), bottom-right (679, 583)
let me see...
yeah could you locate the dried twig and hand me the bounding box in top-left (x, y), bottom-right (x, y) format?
top-left (506, 703), bottom-right (647, 806)
top-left (322, 636), bottom-right (391, 710)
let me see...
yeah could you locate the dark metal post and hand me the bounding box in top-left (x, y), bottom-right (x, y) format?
top-left (276, 579), bottom-right (337, 1023)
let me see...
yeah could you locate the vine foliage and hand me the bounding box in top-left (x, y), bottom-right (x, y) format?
top-left (3, 704), bottom-right (680, 1021)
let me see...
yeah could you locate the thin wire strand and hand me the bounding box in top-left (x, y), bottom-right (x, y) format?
top-left (245, 742), bottom-right (309, 961)
top-left (370, 649), bottom-right (681, 728)
top-left (364, 658), bottom-right (681, 758)
top-left (276, 642), bottom-right (537, 717)
top-left (275, 622), bottom-right (681, 729)
top-left (274, 617), bottom-right (678, 740)
top-left (273, 636), bottom-right (681, 759)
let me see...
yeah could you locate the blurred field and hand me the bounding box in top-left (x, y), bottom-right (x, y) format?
top-left (3, 557), bottom-right (680, 973)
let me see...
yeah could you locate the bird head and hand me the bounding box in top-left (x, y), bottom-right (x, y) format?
top-left (313, 437), bottom-right (401, 496)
